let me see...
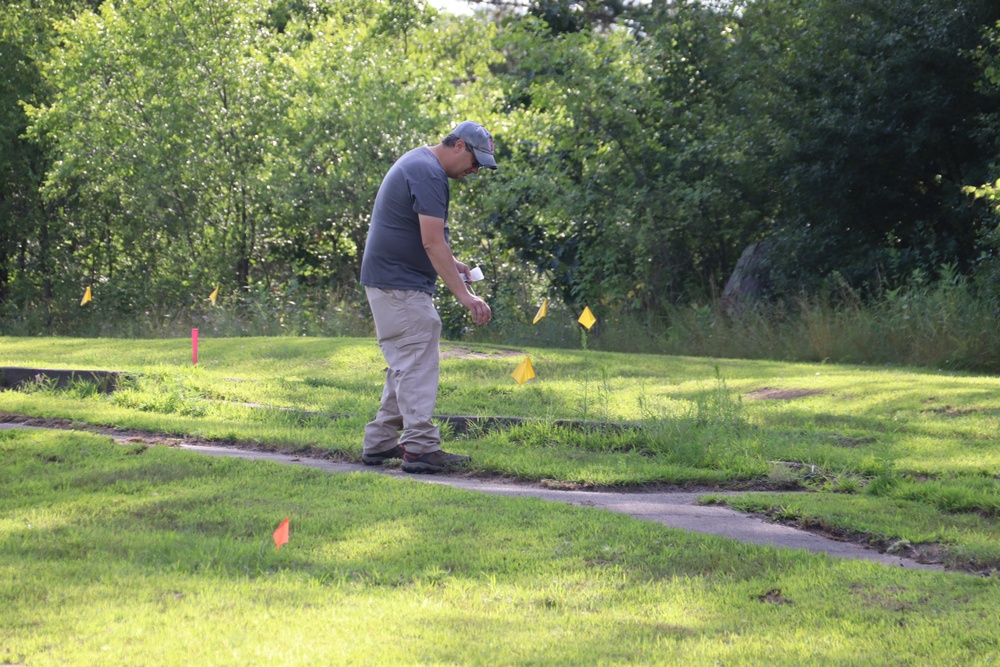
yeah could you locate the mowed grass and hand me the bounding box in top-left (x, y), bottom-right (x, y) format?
top-left (3, 428), bottom-right (1000, 666)
top-left (3, 336), bottom-right (1000, 572)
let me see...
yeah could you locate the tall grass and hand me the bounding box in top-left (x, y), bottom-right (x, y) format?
top-left (0, 284), bottom-right (375, 339)
top-left (467, 274), bottom-right (1000, 374)
top-left (6, 268), bottom-right (1000, 373)
top-left (553, 271), bottom-right (1000, 373)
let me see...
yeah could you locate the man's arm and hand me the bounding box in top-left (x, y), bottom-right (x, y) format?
top-left (419, 214), bottom-right (492, 325)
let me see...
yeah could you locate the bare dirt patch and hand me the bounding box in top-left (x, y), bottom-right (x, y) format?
top-left (742, 504), bottom-right (957, 569)
top-left (0, 410), bottom-right (345, 461)
top-left (849, 584), bottom-right (918, 612)
top-left (834, 435), bottom-right (878, 448)
top-left (440, 345), bottom-right (525, 360)
top-left (920, 405), bottom-right (996, 418)
top-left (753, 588), bottom-right (792, 605)
top-left (744, 387), bottom-right (825, 400)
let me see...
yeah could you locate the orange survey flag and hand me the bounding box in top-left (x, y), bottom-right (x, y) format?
top-left (578, 306), bottom-right (596, 330)
top-left (80, 286), bottom-right (93, 306)
top-left (273, 517), bottom-right (289, 550)
top-left (512, 356), bottom-right (536, 385)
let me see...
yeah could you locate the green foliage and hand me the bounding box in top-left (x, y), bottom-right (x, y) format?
top-left (23, 0), bottom-right (292, 313)
top-left (965, 21), bottom-right (1000, 286)
top-left (11, 0), bottom-right (500, 329)
top-left (110, 375), bottom-right (209, 417)
top-left (481, 4), bottom-right (754, 312)
top-left (527, 0), bottom-right (628, 34)
top-left (12, 374), bottom-right (61, 395)
top-left (732, 0), bottom-right (1000, 294)
top-left (5, 0), bottom-right (1000, 336)
top-left (632, 369), bottom-right (759, 472)
top-left (0, 0), bottom-right (102, 320)
top-left (269, 3), bottom-right (498, 292)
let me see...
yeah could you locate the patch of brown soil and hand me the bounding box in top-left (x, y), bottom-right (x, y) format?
top-left (0, 411), bottom-right (77, 429)
top-left (744, 387), bottom-right (825, 400)
top-left (753, 588), bottom-right (792, 605)
top-left (746, 505), bottom-right (958, 569)
top-left (540, 478), bottom-right (598, 491)
top-left (0, 410), bottom-right (350, 462)
top-left (440, 345), bottom-right (524, 360)
top-left (834, 436), bottom-right (877, 447)
top-left (849, 584), bottom-right (917, 612)
top-left (920, 405), bottom-right (994, 418)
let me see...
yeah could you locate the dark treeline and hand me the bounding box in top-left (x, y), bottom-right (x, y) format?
top-left (3, 0), bottom-right (1000, 337)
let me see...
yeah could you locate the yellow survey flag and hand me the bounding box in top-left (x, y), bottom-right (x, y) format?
top-left (209, 286), bottom-right (219, 306)
top-left (512, 356), bottom-right (536, 385)
top-left (532, 299), bottom-right (548, 324)
top-left (80, 286), bottom-right (92, 306)
top-left (578, 306), bottom-right (596, 330)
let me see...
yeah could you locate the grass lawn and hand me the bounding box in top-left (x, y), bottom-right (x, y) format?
top-left (3, 427), bottom-right (1000, 666)
top-left (2, 335), bottom-right (1000, 663)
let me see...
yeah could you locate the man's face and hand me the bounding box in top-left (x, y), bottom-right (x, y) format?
top-left (452, 140), bottom-right (480, 180)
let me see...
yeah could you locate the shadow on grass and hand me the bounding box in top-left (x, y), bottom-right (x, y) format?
top-left (3, 429), bottom-right (807, 587)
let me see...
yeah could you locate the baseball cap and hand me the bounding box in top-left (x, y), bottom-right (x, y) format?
top-left (452, 120), bottom-right (497, 170)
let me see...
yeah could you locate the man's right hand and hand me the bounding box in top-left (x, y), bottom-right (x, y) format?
top-left (461, 293), bottom-right (492, 325)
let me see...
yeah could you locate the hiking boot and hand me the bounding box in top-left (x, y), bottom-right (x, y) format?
top-left (401, 449), bottom-right (471, 474)
top-left (361, 445), bottom-right (404, 466)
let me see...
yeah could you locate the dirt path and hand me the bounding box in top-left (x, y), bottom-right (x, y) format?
top-left (2, 418), bottom-right (947, 572)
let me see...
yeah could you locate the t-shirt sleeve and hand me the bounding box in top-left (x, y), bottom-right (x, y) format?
top-left (408, 172), bottom-right (449, 220)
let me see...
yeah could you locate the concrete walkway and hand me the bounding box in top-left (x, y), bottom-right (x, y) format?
top-left (2, 422), bottom-right (942, 571)
top-left (185, 442), bottom-right (940, 571)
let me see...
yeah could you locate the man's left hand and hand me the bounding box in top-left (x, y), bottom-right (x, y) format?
top-left (455, 260), bottom-right (472, 283)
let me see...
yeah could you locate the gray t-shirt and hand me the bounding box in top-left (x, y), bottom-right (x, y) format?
top-left (360, 146), bottom-right (450, 293)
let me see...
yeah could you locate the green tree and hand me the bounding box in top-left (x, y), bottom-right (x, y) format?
top-left (0, 0), bottom-right (101, 323)
top-left (732, 0), bottom-right (1000, 295)
top-left (22, 0), bottom-right (502, 328)
top-left (26, 0), bottom-right (291, 313)
top-left (470, 0), bottom-right (628, 34)
top-left (963, 19), bottom-right (1000, 288)
top-left (267, 2), bottom-right (499, 290)
top-left (479, 2), bottom-right (750, 313)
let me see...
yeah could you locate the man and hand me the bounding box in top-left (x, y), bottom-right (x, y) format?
top-left (359, 121), bottom-right (496, 473)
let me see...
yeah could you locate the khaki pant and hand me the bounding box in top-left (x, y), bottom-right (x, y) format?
top-left (362, 287), bottom-right (442, 455)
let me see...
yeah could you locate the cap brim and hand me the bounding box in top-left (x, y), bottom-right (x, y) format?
top-left (473, 147), bottom-right (497, 170)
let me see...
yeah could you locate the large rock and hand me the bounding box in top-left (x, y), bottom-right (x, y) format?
top-left (721, 241), bottom-right (772, 314)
